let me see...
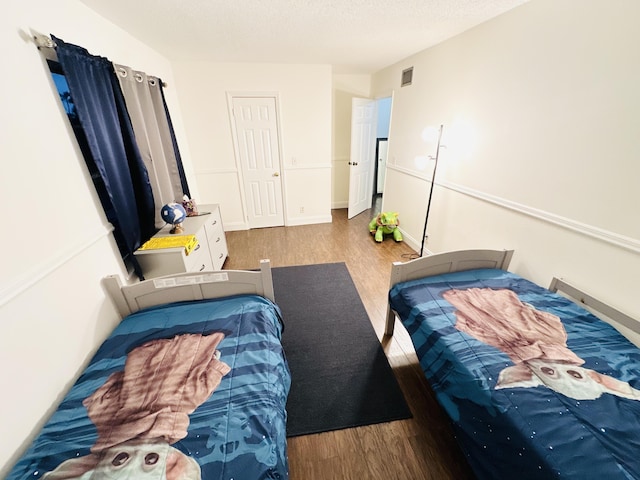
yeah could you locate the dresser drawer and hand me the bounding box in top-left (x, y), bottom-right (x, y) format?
top-left (204, 209), bottom-right (221, 229)
top-left (183, 237), bottom-right (213, 272)
top-left (209, 242), bottom-right (227, 270)
top-left (202, 206), bottom-right (228, 269)
top-left (204, 209), bottom-right (224, 240)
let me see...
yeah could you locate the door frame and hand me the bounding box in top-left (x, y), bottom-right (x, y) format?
top-left (373, 137), bottom-right (388, 197)
top-left (227, 91), bottom-right (287, 228)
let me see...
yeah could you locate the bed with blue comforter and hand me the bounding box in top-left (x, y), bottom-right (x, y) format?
top-left (8, 293), bottom-right (290, 480)
top-left (389, 262), bottom-right (640, 479)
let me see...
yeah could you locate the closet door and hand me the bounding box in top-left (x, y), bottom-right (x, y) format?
top-left (231, 96), bottom-right (285, 229)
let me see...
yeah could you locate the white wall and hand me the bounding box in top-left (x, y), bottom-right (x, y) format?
top-left (172, 62), bottom-right (333, 228)
top-left (0, 0), bottom-right (190, 475)
top-left (372, 0), bottom-right (640, 322)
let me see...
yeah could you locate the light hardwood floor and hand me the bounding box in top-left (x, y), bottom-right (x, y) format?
top-left (223, 204), bottom-right (476, 480)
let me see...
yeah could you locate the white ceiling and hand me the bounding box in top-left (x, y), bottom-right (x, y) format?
top-left (79, 0), bottom-right (529, 74)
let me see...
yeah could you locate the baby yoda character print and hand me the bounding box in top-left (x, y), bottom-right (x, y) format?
top-left (442, 288), bottom-right (640, 401)
top-left (43, 333), bottom-right (230, 479)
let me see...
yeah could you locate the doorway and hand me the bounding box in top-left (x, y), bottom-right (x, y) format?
top-left (373, 137), bottom-right (388, 199)
top-left (373, 96), bottom-right (392, 204)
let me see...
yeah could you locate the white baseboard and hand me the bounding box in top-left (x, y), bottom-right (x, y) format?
top-left (287, 214), bottom-right (333, 226)
top-left (222, 221), bottom-right (249, 232)
top-left (398, 227), bottom-right (422, 254)
top-left (224, 215), bottom-right (333, 231)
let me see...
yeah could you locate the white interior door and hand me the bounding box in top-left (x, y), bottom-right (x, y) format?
top-left (348, 98), bottom-right (377, 219)
top-left (232, 97), bottom-right (284, 228)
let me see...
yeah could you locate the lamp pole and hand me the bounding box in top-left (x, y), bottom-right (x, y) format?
top-left (419, 124), bottom-right (444, 257)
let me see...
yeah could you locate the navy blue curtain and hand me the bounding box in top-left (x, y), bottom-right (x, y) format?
top-left (53, 36), bottom-right (155, 279)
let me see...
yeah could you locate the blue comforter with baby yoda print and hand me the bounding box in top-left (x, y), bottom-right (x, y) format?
top-left (8, 295), bottom-right (290, 479)
top-left (390, 268), bottom-right (640, 480)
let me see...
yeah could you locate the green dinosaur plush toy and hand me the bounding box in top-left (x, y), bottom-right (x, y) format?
top-left (369, 212), bottom-right (403, 243)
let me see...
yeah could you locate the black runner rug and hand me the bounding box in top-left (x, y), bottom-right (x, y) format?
top-left (272, 262), bottom-right (412, 437)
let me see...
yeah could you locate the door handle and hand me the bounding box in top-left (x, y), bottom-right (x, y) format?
top-left (273, 172), bottom-right (280, 177)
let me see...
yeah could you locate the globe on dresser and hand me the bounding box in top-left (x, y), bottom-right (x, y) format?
top-left (160, 203), bottom-right (187, 234)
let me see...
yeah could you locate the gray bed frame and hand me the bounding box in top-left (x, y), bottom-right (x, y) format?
top-left (385, 249), bottom-right (514, 336)
top-left (385, 249), bottom-right (637, 337)
top-left (103, 259), bottom-right (275, 319)
top-left (548, 276), bottom-right (640, 336)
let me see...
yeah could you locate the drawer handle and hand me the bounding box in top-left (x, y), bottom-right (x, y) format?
top-left (199, 264), bottom-right (206, 271)
top-left (216, 237), bottom-right (221, 243)
top-left (219, 253), bottom-right (224, 259)
top-left (194, 244), bottom-right (201, 251)
top-left (211, 220), bottom-right (217, 226)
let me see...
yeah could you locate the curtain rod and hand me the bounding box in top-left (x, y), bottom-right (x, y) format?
top-left (115, 66), bottom-right (167, 88)
top-left (33, 34), bottom-right (168, 87)
top-left (33, 34), bottom-right (56, 50)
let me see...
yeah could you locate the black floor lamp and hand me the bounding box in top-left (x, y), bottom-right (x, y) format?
top-left (419, 124), bottom-right (444, 257)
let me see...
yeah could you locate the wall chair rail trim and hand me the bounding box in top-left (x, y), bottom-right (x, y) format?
top-left (387, 165), bottom-right (639, 253)
top-left (439, 180), bottom-right (640, 254)
top-left (0, 224), bottom-right (114, 307)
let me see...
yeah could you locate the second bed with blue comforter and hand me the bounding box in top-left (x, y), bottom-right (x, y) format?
top-left (389, 268), bottom-right (640, 480)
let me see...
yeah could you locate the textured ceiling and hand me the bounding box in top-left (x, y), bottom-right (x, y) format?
top-left (79, 0), bottom-right (529, 74)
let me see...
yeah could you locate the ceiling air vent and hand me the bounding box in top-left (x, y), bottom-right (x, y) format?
top-left (401, 67), bottom-right (413, 87)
